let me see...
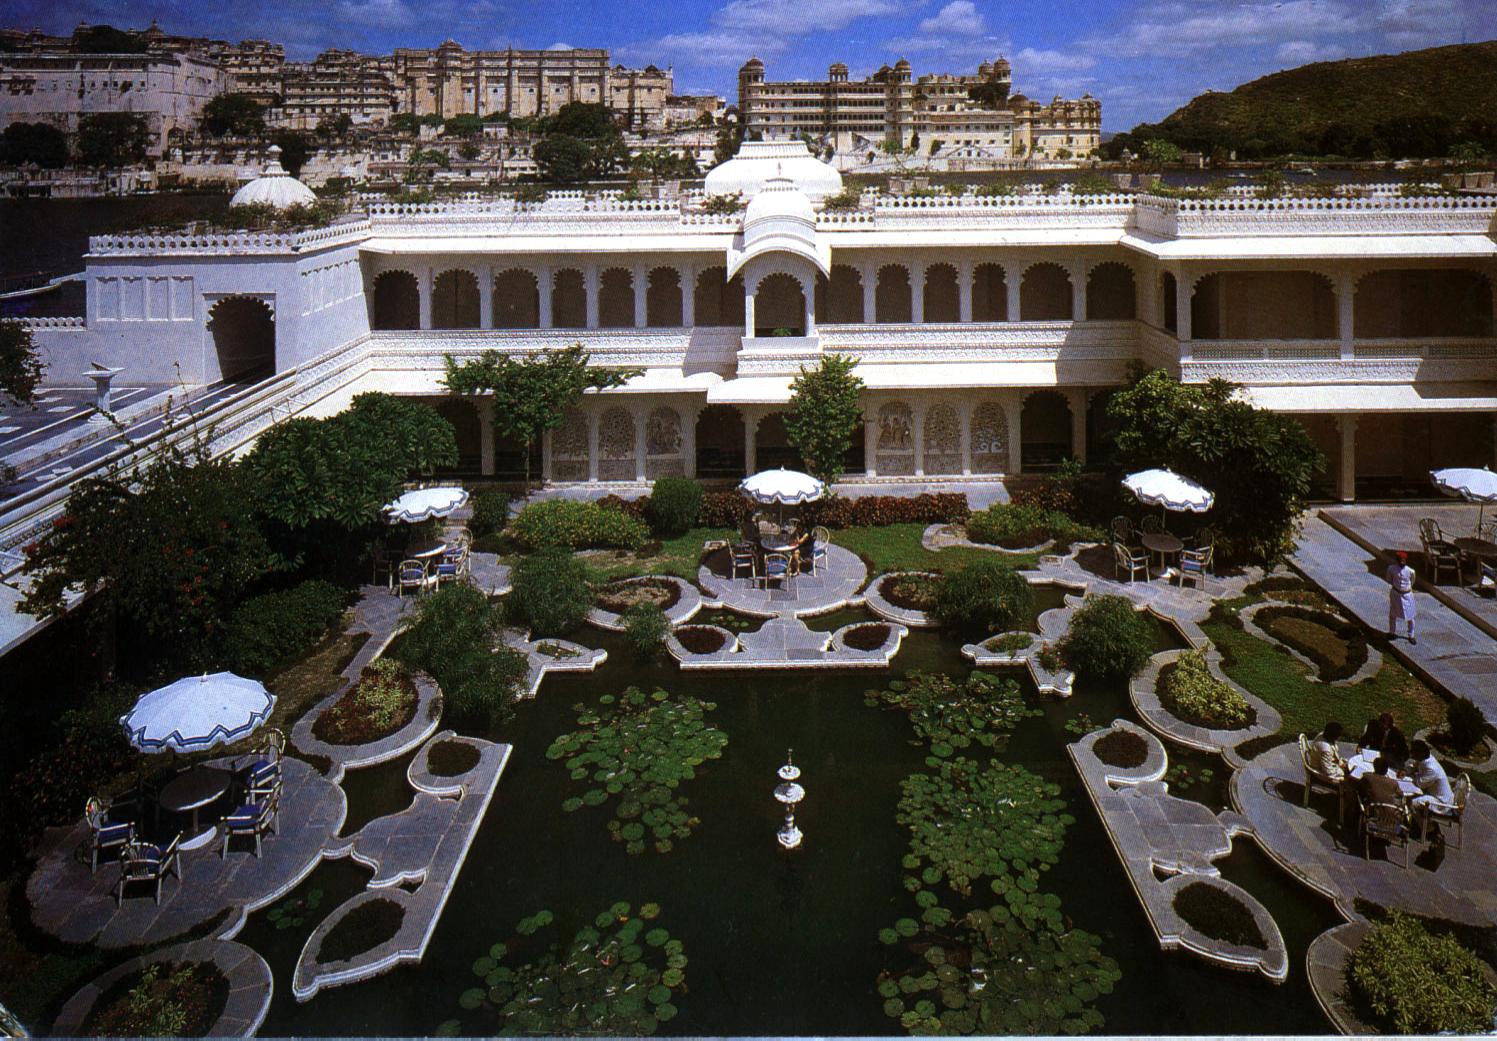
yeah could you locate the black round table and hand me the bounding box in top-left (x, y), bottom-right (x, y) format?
top-left (159, 767), bottom-right (231, 850)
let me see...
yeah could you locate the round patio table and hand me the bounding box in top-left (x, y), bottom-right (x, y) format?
top-left (159, 766), bottom-right (232, 850)
top-left (406, 540), bottom-right (448, 560)
top-left (1454, 537), bottom-right (1497, 562)
top-left (1141, 532), bottom-right (1184, 575)
top-left (1345, 753), bottom-right (1421, 798)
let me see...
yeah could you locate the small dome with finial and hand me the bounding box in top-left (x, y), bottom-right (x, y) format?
top-left (230, 145), bottom-right (318, 209)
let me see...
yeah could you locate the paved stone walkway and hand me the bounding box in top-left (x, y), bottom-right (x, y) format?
top-left (1230, 743), bottom-right (1497, 925)
top-left (1069, 721), bottom-right (1288, 981)
top-left (666, 615), bottom-right (906, 670)
top-left (28, 756), bottom-right (346, 949)
top-left (1292, 514), bottom-right (1497, 725)
top-left (697, 542), bottom-right (867, 618)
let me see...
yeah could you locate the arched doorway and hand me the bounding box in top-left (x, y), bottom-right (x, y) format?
top-left (973, 263), bottom-right (1006, 321)
top-left (1086, 263), bottom-right (1136, 320)
top-left (431, 398), bottom-right (481, 473)
top-left (1020, 263), bottom-right (1071, 321)
top-left (875, 266), bottom-right (912, 323)
top-left (599, 268), bottom-right (634, 328)
top-left (646, 268), bottom-right (683, 327)
top-left (694, 267), bottom-right (745, 327)
top-left (923, 264), bottom-right (959, 322)
top-left (552, 269), bottom-right (586, 328)
top-left (207, 297), bottom-right (275, 382)
top-left (493, 269), bottom-right (539, 329)
top-left (371, 270), bottom-right (419, 330)
top-left (695, 405), bottom-right (746, 478)
top-left (1020, 390), bottom-right (1072, 471)
top-left (815, 265), bottom-right (863, 324)
top-left (755, 412), bottom-right (802, 471)
top-left (754, 273), bottom-right (805, 336)
top-left (432, 269), bottom-right (480, 328)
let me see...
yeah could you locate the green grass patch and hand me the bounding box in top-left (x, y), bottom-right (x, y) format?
top-left (831, 523), bottom-right (1039, 574)
top-left (583, 528), bottom-right (735, 582)
top-left (1202, 597), bottom-right (1443, 743)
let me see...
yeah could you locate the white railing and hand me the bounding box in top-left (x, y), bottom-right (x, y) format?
top-left (819, 320), bottom-right (1138, 356)
top-left (89, 219), bottom-right (372, 256)
top-left (19, 315), bottom-right (85, 329)
top-left (365, 327), bottom-right (741, 372)
top-left (1188, 339), bottom-right (1342, 361)
top-left (1354, 338), bottom-right (1497, 360)
top-left (1134, 193), bottom-right (1497, 238)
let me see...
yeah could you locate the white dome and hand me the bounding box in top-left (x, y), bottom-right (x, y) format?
top-left (743, 172), bottom-right (815, 224)
top-left (705, 139), bottom-right (842, 202)
top-left (230, 146), bottom-right (318, 209)
top-left (727, 172), bottom-right (829, 281)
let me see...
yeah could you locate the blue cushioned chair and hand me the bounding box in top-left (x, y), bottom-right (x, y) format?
top-left (86, 796), bottom-right (134, 874)
top-left (761, 552), bottom-right (790, 590)
top-left (221, 791), bottom-right (279, 858)
top-left (115, 834), bottom-right (182, 906)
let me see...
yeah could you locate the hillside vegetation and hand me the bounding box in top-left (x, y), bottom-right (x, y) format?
top-left (1112, 41), bottom-right (1497, 160)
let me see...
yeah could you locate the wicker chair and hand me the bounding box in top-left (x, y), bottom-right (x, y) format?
top-left (1419, 518), bottom-right (1462, 584)
top-left (1359, 795), bottom-right (1411, 867)
top-left (221, 789), bottom-right (280, 859)
top-left (1140, 514), bottom-right (1165, 535)
top-left (730, 542), bottom-right (757, 580)
top-left (85, 796), bottom-right (134, 874)
top-left (808, 526), bottom-right (830, 575)
top-left (761, 552), bottom-right (790, 590)
top-left (397, 559), bottom-right (431, 598)
top-left (1113, 542), bottom-right (1149, 582)
top-left (1176, 546), bottom-right (1213, 590)
top-left (1298, 734), bottom-right (1345, 822)
top-left (1420, 773), bottom-right (1470, 848)
top-left (115, 834), bottom-right (183, 906)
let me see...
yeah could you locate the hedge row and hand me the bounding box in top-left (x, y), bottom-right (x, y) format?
top-left (509, 499), bottom-right (650, 551)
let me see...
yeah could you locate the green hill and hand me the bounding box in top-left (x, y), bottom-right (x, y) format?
top-left (1113, 40), bottom-right (1497, 160)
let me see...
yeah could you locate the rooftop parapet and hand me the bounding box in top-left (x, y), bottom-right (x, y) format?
top-left (88, 218), bottom-right (373, 256)
top-left (1133, 192), bottom-right (1497, 238)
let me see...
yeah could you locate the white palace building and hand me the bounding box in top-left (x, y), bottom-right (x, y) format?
top-left (21, 141), bottom-right (1497, 505)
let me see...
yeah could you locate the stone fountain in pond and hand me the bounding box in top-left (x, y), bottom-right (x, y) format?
top-left (775, 750), bottom-right (804, 850)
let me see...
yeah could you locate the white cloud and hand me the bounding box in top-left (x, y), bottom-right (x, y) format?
top-left (713, 0), bottom-right (904, 33)
top-left (334, 0), bottom-right (418, 29)
top-left (1375, 0), bottom-right (1477, 47)
top-left (1082, 0), bottom-right (1361, 59)
top-left (546, 41), bottom-right (575, 50)
top-left (882, 0), bottom-right (1004, 60)
top-left (617, 31), bottom-right (788, 66)
top-left (1275, 39), bottom-right (1345, 64)
top-left (916, 0), bottom-right (986, 36)
top-left (1014, 47), bottom-right (1096, 73)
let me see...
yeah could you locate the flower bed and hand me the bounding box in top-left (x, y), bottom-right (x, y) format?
top-left (879, 573), bottom-right (937, 612)
top-left (842, 623), bottom-right (891, 651)
top-left (1348, 910), bottom-right (1497, 1034)
top-left (983, 632), bottom-right (1035, 655)
top-left (965, 503), bottom-right (1099, 551)
top-left (312, 659), bottom-right (418, 746)
top-left (595, 577), bottom-right (681, 614)
top-left (1158, 650), bottom-right (1256, 730)
top-left (1093, 730), bottom-right (1148, 769)
top-left (318, 898), bottom-right (406, 964)
top-left (675, 626), bottom-right (726, 654)
top-left (1173, 882), bottom-right (1267, 950)
top-left (84, 962), bottom-right (229, 1037)
top-left (427, 740), bottom-right (482, 777)
top-left (1255, 605), bottom-right (1368, 682)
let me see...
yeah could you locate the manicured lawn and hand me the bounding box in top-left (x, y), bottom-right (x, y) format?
top-left (582, 528), bottom-right (736, 582)
top-left (832, 523), bottom-right (1039, 574)
top-left (1202, 593), bottom-right (1445, 744)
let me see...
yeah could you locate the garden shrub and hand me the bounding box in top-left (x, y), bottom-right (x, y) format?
top-left (966, 502), bottom-right (1102, 551)
top-left (468, 488), bottom-right (512, 537)
top-left (1173, 882), bottom-right (1267, 950)
top-left (699, 492), bottom-right (752, 528)
top-left (509, 549), bottom-right (594, 636)
top-left (1093, 730), bottom-right (1148, 768)
top-left (1443, 696), bottom-right (1488, 755)
top-left (1348, 910), bottom-right (1497, 1034)
top-left (807, 492), bottom-right (969, 529)
top-left (1159, 649), bottom-right (1255, 729)
top-left (85, 962), bottom-right (228, 1037)
top-left (508, 499), bottom-right (648, 551)
top-left (312, 658), bottom-right (417, 745)
top-left (1256, 604), bottom-right (1368, 682)
top-left (645, 477), bottom-right (703, 536)
top-left (392, 583), bottom-right (527, 722)
top-left (1059, 595), bottom-right (1155, 681)
top-left (222, 579), bottom-right (346, 677)
top-left (593, 493), bottom-right (648, 522)
top-left (623, 602), bottom-right (669, 660)
top-left (930, 558), bottom-right (1035, 637)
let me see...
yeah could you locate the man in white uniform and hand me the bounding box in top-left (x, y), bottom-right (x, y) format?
top-left (1386, 550), bottom-right (1416, 645)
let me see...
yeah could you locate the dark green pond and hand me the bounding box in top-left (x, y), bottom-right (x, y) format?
top-left (248, 610), bottom-right (1337, 1036)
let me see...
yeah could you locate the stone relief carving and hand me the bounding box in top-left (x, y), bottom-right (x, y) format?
top-left (971, 400), bottom-right (1008, 474)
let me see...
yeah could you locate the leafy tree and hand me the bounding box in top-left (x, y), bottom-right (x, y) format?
top-left (783, 354), bottom-right (865, 487)
top-left (1253, 167), bottom-right (1286, 199)
top-left (1107, 367), bottom-right (1323, 563)
top-left (533, 102), bottom-right (626, 183)
top-left (712, 122), bottom-right (744, 168)
top-left (0, 319), bottom-right (45, 405)
top-left (458, 140), bottom-right (482, 161)
top-left (967, 81), bottom-right (1009, 109)
top-left (392, 583), bottom-right (527, 724)
top-left (1139, 138), bottom-right (1182, 170)
top-left (1449, 140), bottom-right (1488, 169)
top-left (21, 440), bottom-right (279, 665)
top-left (0, 122), bottom-right (69, 168)
top-left (271, 130), bottom-right (311, 177)
top-left (406, 147), bottom-right (450, 181)
top-left (509, 549), bottom-right (593, 636)
top-left (316, 113), bottom-right (353, 142)
top-left (389, 113), bottom-right (423, 135)
top-left (246, 392), bottom-right (457, 530)
top-left (533, 134), bottom-right (592, 183)
top-left (443, 113), bottom-right (483, 138)
top-left (202, 92), bottom-right (266, 138)
top-left (443, 344), bottom-right (642, 488)
top-left (76, 113), bottom-right (149, 166)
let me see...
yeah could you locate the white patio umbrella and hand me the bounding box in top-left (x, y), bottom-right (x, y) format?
top-left (119, 672), bottom-right (276, 754)
top-left (1121, 468), bottom-right (1215, 514)
top-left (383, 485), bottom-right (469, 523)
top-left (739, 468), bottom-right (825, 505)
top-left (1431, 467), bottom-right (1497, 535)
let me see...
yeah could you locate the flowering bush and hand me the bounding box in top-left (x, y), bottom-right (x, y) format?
top-left (1158, 650), bottom-right (1254, 729)
top-left (509, 499), bottom-right (649, 551)
top-left (807, 493), bottom-right (969, 529)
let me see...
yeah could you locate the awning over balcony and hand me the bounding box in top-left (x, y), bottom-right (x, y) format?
top-left (1239, 382), bottom-right (1497, 413)
top-left (1122, 232), bottom-right (1497, 261)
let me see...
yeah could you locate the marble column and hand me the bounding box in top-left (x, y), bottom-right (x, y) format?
top-left (1006, 264), bottom-right (1022, 323)
top-left (683, 407), bottom-right (700, 479)
top-left (584, 267), bottom-right (600, 330)
top-left (587, 409), bottom-right (600, 483)
top-left (633, 265), bottom-right (648, 329)
top-left (959, 404), bottom-right (973, 475)
top-left (537, 266), bottom-right (553, 328)
top-left (862, 264), bottom-right (877, 323)
top-left (634, 406), bottom-right (648, 482)
top-left (478, 265), bottom-right (494, 329)
top-left (1338, 414), bottom-right (1358, 503)
top-left (1070, 263), bottom-right (1087, 322)
top-left (912, 402), bottom-right (926, 476)
top-left (1006, 397), bottom-right (1023, 474)
top-left (418, 264), bottom-right (433, 330)
top-left (1337, 271), bottom-right (1356, 361)
top-left (911, 266), bottom-right (926, 325)
top-left (680, 265), bottom-right (696, 328)
top-left (1174, 266), bottom-right (1193, 360)
top-left (744, 286), bottom-right (757, 339)
top-left (744, 413), bottom-right (758, 474)
top-left (957, 262), bottom-right (973, 323)
top-left (1068, 389), bottom-right (1088, 465)
top-left (802, 278), bottom-right (816, 336)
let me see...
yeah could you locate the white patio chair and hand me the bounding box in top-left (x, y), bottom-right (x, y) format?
top-left (1113, 541), bottom-right (1149, 583)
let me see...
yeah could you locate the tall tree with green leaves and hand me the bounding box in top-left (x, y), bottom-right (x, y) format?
top-left (0, 319), bottom-right (45, 405)
top-left (443, 344), bottom-right (642, 489)
top-left (783, 354), bottom-right (865, 487)
top-left (202, 93), bottom-right (266, 138)
top-left (76, 113), bottom-right (149, 167)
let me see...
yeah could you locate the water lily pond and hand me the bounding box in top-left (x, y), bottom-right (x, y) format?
top-left (243, 612), bottom-right (1339, 1036)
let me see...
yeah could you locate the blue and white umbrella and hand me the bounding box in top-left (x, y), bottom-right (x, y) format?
top-left (739, 468), bottom-right (825, 506)
top-left (384, 485), bottom-right (469, 523)
top-left (120, 672), bottom-right (276, 754)
top-left (1122, 468), bottom-right (1215, 514)
top-left (1431, 467), bottom-right (1497, 534)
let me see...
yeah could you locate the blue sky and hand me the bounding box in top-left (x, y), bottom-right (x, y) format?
top-left (6, 0), bottom-right (1495, 129)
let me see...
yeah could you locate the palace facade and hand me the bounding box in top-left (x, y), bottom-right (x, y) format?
top-left (20, 141), bottom-right (1497, 511)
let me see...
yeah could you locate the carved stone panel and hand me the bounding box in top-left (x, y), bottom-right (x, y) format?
top-left (923, 402), bottom-right (961, 476)
top-left (551, 405), bottom-right (589, 482)
top-left (645, 406), bottom-right (684, 480)
top-left (972, 400), bottom-right (1008, 474)
top-left (875, 400), bottom-right (915, 476)
top-left (598, 406), bottom-right (637, 482)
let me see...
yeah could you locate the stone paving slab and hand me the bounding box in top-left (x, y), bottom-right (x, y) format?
top-left (666, 614), bottom-right (907, 670)
top-left (28, 756), bottom-right (346, 949)
top-left (50, 938), bottom-right (273, 1037)
top-left (1069, 721), bottom-right (1288, 982)
top-left (697, 543), bottom-right (867, 618)
top-left (1230, 742), bottom-right (1497, 925)
top-left (293, 736), bottom-right (512, 1001)
top-left (1292, 514), bottom-right (1497, 726)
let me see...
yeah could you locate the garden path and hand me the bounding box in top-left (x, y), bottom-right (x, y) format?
top-left (697, 543), bottom-right (866, 618)
top-left (1292, 515), bottom-right (1497, 725)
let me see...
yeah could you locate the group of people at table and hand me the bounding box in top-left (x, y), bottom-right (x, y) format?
top-left (1306, 713), bottom-right (1463, 855)
top-left (729, 516), bottom-right (827, 584)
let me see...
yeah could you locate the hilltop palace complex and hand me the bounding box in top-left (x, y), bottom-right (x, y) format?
top-left (11, 141), bottom-right (1497, 558)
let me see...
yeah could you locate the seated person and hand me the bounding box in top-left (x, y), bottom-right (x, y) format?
top-left (1356, 715), bottom-right (1387, 755)
top-left (1311, 722), bottom-right (1356, 819)
top-left (1405, 740), bottom-right (1453, 827)
top-left (1357, 756), bottom-right (1403, 807)
top-left (1381, 719), bottom-right (1409, 764)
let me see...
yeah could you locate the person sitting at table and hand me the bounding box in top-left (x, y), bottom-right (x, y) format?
top-left (1310, 722), bottom-right (1356, 819)
top-left (1358, 712), bottom-right (1407, 763)
top-left (1405, 740), bottom-right (1453, 833)
top-left (1357, 755), bottom-right (1404, 808)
